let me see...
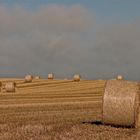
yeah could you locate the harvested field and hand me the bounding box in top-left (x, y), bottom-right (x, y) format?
top-left (0, 79), bottom-right (139, 140)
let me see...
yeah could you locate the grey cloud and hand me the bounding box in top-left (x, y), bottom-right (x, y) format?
top-left (0, 4), bottom-right (140, 80)
top-left (0, 5), bottom-right (95, 78)
top-left (92, 22), bottom-right (140, 80)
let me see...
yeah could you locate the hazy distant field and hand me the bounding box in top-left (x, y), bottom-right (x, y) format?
top-left (0, 79), bottom-right (139, 140)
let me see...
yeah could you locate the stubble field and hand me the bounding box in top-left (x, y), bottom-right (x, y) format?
top-left (0, 79), bottom-right (139, 140)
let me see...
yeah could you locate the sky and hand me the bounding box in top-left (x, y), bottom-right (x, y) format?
top-left (0, 0), bottom-right (140, 80)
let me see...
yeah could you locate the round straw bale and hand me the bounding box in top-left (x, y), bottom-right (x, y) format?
top-left (116, 75), bottom-right (123, 80)
top-left (102, 80), bottom-right (140, 127)
top-left (5, 82), bottom-right (16, 92)
top-left (25, 75), bottom-right (33, 83)
top-left (34, 76), bottom-right (40, 80)
top-left (73, 74), bottom-right (81, 82)
top-left (48, 74), bottom-right (54, 80)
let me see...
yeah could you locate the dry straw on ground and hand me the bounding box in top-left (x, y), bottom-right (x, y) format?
top-left (48, 74), bottom-right (54, 80)
top-left (1, 78), bottom-right (140, 139)
top-left (102, 80), bottom-right (140, 127)
top-left (5, 82), bottom-right (16, 92)
top-left (73, 74), bottom-right (81, 82)
top-left (0, 82), bottom-right (2, 92)
top-left (25, 75), bottom-right (33, 83)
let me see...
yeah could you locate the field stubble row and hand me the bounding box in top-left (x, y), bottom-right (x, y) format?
top-left (0, 79), bottom-right (137, 140)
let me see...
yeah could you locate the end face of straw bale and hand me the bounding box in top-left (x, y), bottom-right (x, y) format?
top-left (102, 80), bottom-right (140, 127)
top-left (5, 82), bottom-right (16, 92)
top-left (73, 74), bottom-right (81, 82)
top-left (48, 74), bottom-right (54, 80)
top-left (25, 75), bottom-right (33, 83)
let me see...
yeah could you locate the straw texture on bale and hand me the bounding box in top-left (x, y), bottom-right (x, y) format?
top-left (116, 75), bottom-right (123, 80)
top-left (25, 75), bottom-right (33, 83)
top-left (102, 80), bottom-right (140, 127)
top-left (73, 74), bottom-right (81, 82)
top-left (48, 74), bottom-right (54, 80)
top-left (5, 82), bottom-right (16, 92)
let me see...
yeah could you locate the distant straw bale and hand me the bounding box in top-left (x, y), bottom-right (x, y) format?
top-left (116, 75), bottom-right (123, 80)
top-left (102, 80), bottom-right (140, 128)
top-left (34, 76), bottom-right (40, 80)
top-left (73, 75), bottom-right (81, 82)
top-left (25, 75), bottom-right (33, 83)
top-left (5, 82), bottom-right (16, 92)
top-left (48, 74), bottom-right (54, 80)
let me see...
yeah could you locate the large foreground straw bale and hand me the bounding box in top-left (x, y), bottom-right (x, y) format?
top-left (102, 80), bottom-right (140, 127)
top-left (5, 82), bottom-right (16, 92)
top-left (73, 74), bottom-right (81, 82)
top-left (25, 75), bottom-right (33, 83)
